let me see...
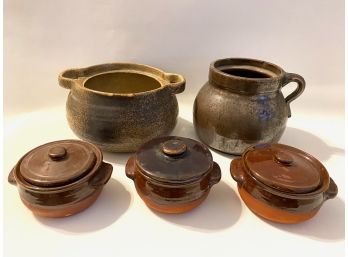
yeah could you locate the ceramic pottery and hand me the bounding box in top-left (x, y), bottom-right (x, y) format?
top-left (230, 143), bottom-right (338, 223)
top-left (8, 140), bottom-right (113, 218)
top-left (59, 63), bottom-right (185, 152)
top-left (126, 136), bottom-right (221, 213)
top-left (194, 58), bottom-right (305, 155)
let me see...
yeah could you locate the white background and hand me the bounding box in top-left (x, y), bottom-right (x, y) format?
top-left (4, 1), bottom-right (345, 257)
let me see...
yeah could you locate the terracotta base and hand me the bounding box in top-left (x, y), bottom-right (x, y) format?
top-left (238, 186), bottom-right (319, 224)
top-left (20, 188), bottom-right (102, 218)
top-left (137, 189), bottom-right (209, 214)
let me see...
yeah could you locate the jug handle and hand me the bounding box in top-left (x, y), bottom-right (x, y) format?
top-left (164, 73), bottom-right (186, 94)
top-left (58, 68), bottom-right (83, 90)
top-left (282, 73), bottom-right (306, 118)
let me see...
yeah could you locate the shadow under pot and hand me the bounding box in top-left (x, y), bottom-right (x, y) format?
top-left (8, 140), bottom-right (113, 218)
top-left (194, 58), bottom-right (305, 155)
top-left (230, 143), bottom-right (338, 224)
top-left (126, 136), bottom-right (221, 213)
top-left (58, 63), bottom-right (185, 152)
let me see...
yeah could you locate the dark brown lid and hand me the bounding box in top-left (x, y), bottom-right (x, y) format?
top-left (19, 140), bottom-right (98, 187)
top-left (243, 144), bottom-right (323, 194)
top-left (135, 136), bottom-right (213, 184)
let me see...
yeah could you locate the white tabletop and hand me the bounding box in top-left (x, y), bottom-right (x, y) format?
top-left (4, 97), bottom-right (345, 257)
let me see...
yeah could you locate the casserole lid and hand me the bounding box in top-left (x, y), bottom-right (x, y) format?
top-left (243, 144), bottom-right (324, 194)
top-left (135, 136), bottom-right (213, 184)
top-left (18, 140), bottom-right (98, 187)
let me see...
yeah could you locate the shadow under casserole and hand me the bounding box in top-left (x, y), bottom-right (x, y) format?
top-left (220, 68), bottom-right (272, 79)
top-left (84, 72), bottom-right (162, 94)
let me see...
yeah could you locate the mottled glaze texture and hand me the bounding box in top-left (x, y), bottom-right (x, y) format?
top-left (194, 58), bottom-right (305, 155)
top-left (8, 140), bottom-right (113, 218)
top-left (230, 144), bottom-right (338, 223)
top-left (59, 63), bottom-right (185, 152)
top-left (125, 136), bottom-right (221, 213)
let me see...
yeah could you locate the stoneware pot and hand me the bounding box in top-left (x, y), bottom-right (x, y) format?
top-left (8, 140), bottom-right (113, 218)
top-left (125, 136), bottom-right (221, 213)
top-left (58, 63), bottom-right (185, 152)
top-left (230, 143), bottom-right (338, 224)
top-left (194, 58), bottom-right (305, 155)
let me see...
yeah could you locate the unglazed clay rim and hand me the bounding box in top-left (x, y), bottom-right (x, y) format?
top-left (211, 57), bottom-right (286, 82)
top-left (240, 144), bottom-right (330, 199)
top-left (74, 63), bottom-right (181, 97)
top-left (12, 140), bottom-right (104, 193)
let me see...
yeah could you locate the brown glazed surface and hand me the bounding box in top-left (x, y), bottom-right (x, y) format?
top-left (193, 58), bottom-right (305, 155)
top-left (230, 144), bottom-right (338, 223)
top-left (58, 63), bottom-right (185, 152)
top-left (8, 140), bottom-right (113, 218)
top-left (125, 136), bottom-right (221, 213)
top-left (20, 188), bottom-right (102, 218)
top-left (238, 186), bottom-right (320, 223)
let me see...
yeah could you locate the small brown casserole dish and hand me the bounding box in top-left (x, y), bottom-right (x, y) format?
top-left (230, 143), bottom-right (338, 223)
top-left (125, 136), bottom-right (221, 213)
top-left (8, 140), bottom-right (113, 218)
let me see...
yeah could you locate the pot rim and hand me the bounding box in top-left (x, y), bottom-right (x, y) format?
top-left (210, 57), bottom-right (286, 82)
top-left (59, 62), bottom-right (185, 97)
top-left (10, 140), bottom-right (105, 193)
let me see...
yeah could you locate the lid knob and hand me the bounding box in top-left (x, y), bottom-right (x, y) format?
top-left (274, 151), bottom-right (293, 166)
top-left (48, 146), bottom-right (67, 161)
top-left (162, 139), bottom-right (187, 156)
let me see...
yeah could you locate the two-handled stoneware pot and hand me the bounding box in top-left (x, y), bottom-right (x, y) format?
top-left (194, 58), bottom-right (305, 155)
top-left (59, 63), bottom-right (185, 152)
top-left (8, 140), bottom-right (113, 218)
top-left (230, 143), bottom-right (338, 223)
top-left (125, 136), bottom-right (221, 213)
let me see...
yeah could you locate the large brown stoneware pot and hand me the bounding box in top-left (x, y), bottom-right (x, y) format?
top-left (125, 136), bottom-right (221, 214)
top-left (194, 58), bottom-right (305, 155)
top-left (59, 63), bottom-right (185, 152)
top-left (8, 140), bottom-right (113, 218)
top-left (230, 143), bottom-right (338, 224)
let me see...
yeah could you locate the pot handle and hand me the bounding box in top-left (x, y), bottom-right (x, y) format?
top-left (282, 73), bottom-right (305, 118)
top-left (164, 73), bottom-right (186, 94)
top-left (8, 167), bottom-right (17, 185)
top-left (125, 155), bottom-right (136, 180)
top-left (209, 162), bottom-right (221, 187)
top-left (323, 177), bottom-right (338, 201)
top-left (90, 162), bottom-right (113, 188)
top-left (58, 68), bottom-right (83, 90)
top-left (230, 159), bottom-right (245, 185)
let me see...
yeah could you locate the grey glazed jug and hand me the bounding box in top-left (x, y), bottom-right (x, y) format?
top-left (193, 58), bottom-right (305, 155)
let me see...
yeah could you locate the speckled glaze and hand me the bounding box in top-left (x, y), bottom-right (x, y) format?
top-left (194, 58), bottom-right (305, 155)
top-left (125, 136), bottom-right (221, 213)
top-left (8, 140), bottom-right (113, 218)
top-left (230, 144), bottom-right (338, 223)
top-left (59, 63), bottom-right (185, 152)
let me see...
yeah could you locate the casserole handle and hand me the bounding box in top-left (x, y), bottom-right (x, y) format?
top-left (323, 177), bottom-right (338, 201)
top-left (90, 162), bottom-right (113, 188)
top-left (8, 167), bottom-right (17, 185)
top-left (164, 73), bottom-right (186, 94)
top-left (230, 159), bottom-right (245, 185)
top-left (282, 73), bottom-right (306, 118)
top-left (209, 162), bottom-right (221, 187)
top-left (58, 68), bottom-right (83, 89)
top-left (125, 155), bottom-right (136, 180)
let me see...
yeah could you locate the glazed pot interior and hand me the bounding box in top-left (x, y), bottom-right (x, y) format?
top-left (84, 72), bottom-right (162, 94)
top-left (214, 59), bottom-right (283, 79)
